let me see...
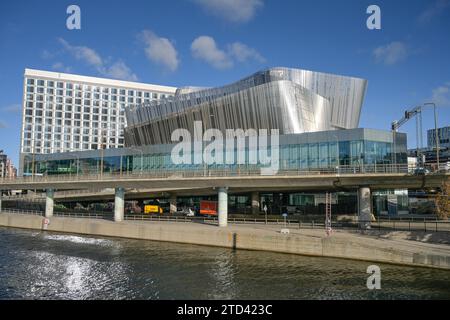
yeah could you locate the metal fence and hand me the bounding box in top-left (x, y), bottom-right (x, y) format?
top-left (3, 163), bottom-right (444, 185)
top-left (125, 215), bottom-right (450, 232)
top-left (1, 209), bottom-right (449, 232)
top-left (1, 208), bottom-right (44, 216)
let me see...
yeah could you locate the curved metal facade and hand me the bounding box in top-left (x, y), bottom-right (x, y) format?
top-left (124, 67), bottom-right (367, 146)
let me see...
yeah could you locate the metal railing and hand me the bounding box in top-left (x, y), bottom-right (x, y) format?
top-left (53, 211), bottom-right (114, 220)
top-left (123, 214), bottom-right (450, 232)
top-left (2, 163), bottom-right (440, 185)
top-left (1, 208), bottom-right (44, 216)
top-left (2, 208), bottom-right (449, 232)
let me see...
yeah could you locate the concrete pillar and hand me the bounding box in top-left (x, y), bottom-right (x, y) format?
top-left (218, 187), bottom-right (228, 227)
top-left (45, 189), bottom-right (54, 218)
top-left (273, 193), bottom-right (282, 214)
top-left (251, 192), bottom-right (260, 214)
top-left (169, 194), bottom-right (177, 214)
top-left (114, 187), bottom-right (125, 222)
top-left (0, 191), bottom-right (2, 212)
top-left (358, 187), bottom-right (372, 229)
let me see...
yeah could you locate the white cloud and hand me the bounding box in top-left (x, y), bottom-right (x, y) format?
top-left (139, 30), bottom-right (180, 72)
top-left (193, 0), bottom-right (263, 23)
top-left (430, 82), bottom-right (450, 106)
top-left (58, 38), bottom-right (103, 67)
top-left (52, 62), bottom-right (73, 73)
top-left (191, 36), bottom-right (265, 70)
top-left (101, 61), bottom-right (138, 82)
top-left (58, 38), bottom-right (138, 81)
top-left (419, 0), bottom-right (450, 23)
top-left (191, 36), bottom-right (233, 69)
top-left (228, 42), bottom-right (265, 63)
top-left (3, 104), bottom-right (21, 113)
top-left (373, 41), bottom-right (408, 65)
top-left (41, 49), bottom-right (55, 60)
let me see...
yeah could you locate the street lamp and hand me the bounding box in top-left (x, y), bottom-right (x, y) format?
top-left (423, 102), bottom-right (439, 170)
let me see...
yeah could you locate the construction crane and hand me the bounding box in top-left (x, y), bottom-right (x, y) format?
top-left (391, 105), bottom-right (424, 165)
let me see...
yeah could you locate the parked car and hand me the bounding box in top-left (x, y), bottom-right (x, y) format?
top-left (414, 167), bottom-right (430, 175)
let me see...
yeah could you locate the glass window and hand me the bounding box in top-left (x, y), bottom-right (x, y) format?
top-left (350, 141), bottom-right (363, 165)
top-left (319, 143), bottom-right (328, 168)
top-left (308, 144), bottom-right (318, 168)
top-left (339, 141), bottom-right (350, 166)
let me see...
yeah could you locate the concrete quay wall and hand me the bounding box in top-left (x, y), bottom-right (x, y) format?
top-left (0, 213), bottom-right (449, 270)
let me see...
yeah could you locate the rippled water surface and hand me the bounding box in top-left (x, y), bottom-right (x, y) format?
top-left (0, 227), bottom-right (449, 299)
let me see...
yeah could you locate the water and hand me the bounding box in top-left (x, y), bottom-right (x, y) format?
top-left (0, 227), bottom-right (449, 300)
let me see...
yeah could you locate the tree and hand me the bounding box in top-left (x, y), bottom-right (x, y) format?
top-left (435, 180), bottom-right (450, 220)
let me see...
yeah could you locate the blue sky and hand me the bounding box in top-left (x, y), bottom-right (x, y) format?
top-left (1, 0), bottom-right (449, 165)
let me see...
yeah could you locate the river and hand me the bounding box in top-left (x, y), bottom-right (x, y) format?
top-left (0, 226), bottom-right (449, 300)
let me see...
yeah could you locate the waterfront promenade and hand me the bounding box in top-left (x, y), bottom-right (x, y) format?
top-left (0, 212), bottom-right (449, 270)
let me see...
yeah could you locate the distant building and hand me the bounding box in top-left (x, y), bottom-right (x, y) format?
top-left (0, 150), bottom-right (17, 178)
top-left (407, 147), bottom-right (450, 166)
top-left (0, 151), bottom-right (6, 178)
top-left (427, 126), bottom-right (450, 149)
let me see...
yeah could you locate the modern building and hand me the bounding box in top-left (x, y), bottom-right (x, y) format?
top-left (19, 67), bottom-right (410, 216)
top-left (19, 69), bottom-right (177, 174)
top-left (25, 128), bottom-right (406, 176)
top-left (428, 126), bottom-right (450, 149)
top-left (125, 67), bottom-right (367, 146)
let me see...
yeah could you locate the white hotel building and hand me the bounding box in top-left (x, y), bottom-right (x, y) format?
top-left (19, 69), bottom-right (177, 174)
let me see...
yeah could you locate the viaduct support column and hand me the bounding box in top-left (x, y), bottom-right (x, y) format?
top-left (114, 187), bottom-right (125, 222)
top-left (251, 191), bottom-right (260, 215)
top-left (45, 189), bottom-right (54, 218)
top-left (358, 187), bottom-right (372, 229)
top-left (218, 187), bottom-right (228, 227)
top-left (169, 194), bottom-right (177, 214)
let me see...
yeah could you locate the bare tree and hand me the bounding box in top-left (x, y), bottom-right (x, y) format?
top-left (435, 180), bottom-right (450, 220)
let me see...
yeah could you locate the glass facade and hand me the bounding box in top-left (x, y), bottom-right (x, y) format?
top-left (24, 129), bottom-right (407, 176)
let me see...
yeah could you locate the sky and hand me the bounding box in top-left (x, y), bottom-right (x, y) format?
top-left (0, 0), bottom-right (449, 166)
